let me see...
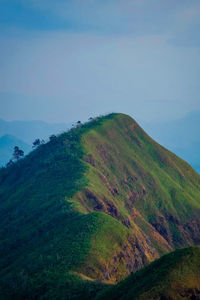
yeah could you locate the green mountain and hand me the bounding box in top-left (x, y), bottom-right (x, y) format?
top-left (96, 245), bottom-right (200, 300)
top-left (0, 113), bottom-right (200, 299)
top-left (0, 134), bottom-right (31, 166)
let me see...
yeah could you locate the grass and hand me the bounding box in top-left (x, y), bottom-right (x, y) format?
top-left (0, 114), bottom-right (131, 299)
top-left (74, 113), bottom-right (200, 249)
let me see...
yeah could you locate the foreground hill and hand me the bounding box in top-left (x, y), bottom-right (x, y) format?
top-left (96, 245), bottom-right (200, 300)
top-left (0, 113), bottom-right (200, 299)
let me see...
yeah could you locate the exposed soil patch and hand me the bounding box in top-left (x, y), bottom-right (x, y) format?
top-left (151, 215), bottom-right (173, 245)
top-left (84, 154), bottom-right (96, 167)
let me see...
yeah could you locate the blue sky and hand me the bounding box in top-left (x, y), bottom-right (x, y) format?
top-left (0, 0), bottom-right (200, 123)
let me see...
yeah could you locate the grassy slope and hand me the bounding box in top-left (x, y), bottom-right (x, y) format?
top-left (0, 114), bottom-right (130, 299)
top-left (0, 113), bottom-right (200, 299)
top-left (71, 113), bottom-right (200, 250)
top-left (96, 245), bottom-right (200, 300)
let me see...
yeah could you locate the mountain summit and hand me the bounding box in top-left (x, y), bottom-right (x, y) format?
top-left (0, 113), bottom-right (200, 299)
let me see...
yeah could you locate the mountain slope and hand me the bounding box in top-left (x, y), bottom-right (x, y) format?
top-left (69, 113), bottom-right (200, 280)
top-left (0, 134), bottom-right (31, 166)
top-left (96, 245), bottom-right (200, 300)
top-left (0, 113), bottom-right (200, 299)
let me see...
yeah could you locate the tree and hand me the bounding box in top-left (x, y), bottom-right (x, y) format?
top-left (13, 146), bottom-right (24, 161)
top-left (32, 138), bottom-right (41, 148)
top-left (6, 159), bottom-right (14, 167)
top-left (49, 134), bottom-right (57, 142)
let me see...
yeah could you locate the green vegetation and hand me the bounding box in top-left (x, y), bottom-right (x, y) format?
top-left (96, 245), bottom-right (200, 300)
top-left (0, 113), bottom-right (200, 299)
top-left (0, 114), bottom-right (129, 299)
top-left (72, 113), bottom-right (200, 251)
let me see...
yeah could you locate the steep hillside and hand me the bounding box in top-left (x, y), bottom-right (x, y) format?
top-left (0, 134), bottom-right (31, 166)
top-left (0, 113), bottom-right (200, 299)
top-left (69, 113), bottom-right (200, 280)
top-left (96, 245), bottom-right (200, 300)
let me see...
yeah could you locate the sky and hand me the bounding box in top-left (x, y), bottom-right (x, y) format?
top-left (0, 0), bottom-right (200, 123)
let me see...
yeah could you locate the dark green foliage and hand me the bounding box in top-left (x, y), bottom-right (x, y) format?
top-left (6, 159), bottom-right (14, 167)
top-left (0, 212), bottom-right (109, 299)
top-left (49, 134), bottom-right (57, 142)
top-left (13, 145), bottom-right (24, 160)
top-left (0, 114), bottom-right (117, 299)
top-left (32, 138), bottom-right (41, 148)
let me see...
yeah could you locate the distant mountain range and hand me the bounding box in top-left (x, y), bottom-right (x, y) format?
top-left (0, 118), bottom-right (71, 144)
top-left (142, 110), bottom-right (200, 173)
top-left (0, 113), bottom-right (200, 299)
top-left (0, 135), bottom-right (31, 166)
top-left (0, 118), bottom-right (72, 166)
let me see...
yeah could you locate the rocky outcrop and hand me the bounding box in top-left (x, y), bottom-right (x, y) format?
top-left (84, 235), bottom-right (159, 283)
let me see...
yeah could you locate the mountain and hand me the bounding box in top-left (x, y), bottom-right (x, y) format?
top-left (142, 110), bottom-right (200, 173)
top-left (0, 113), bottom-right (200, 299)
top-left (0, 118), bottom-right (71, 144)
top-left (0, 134), bottom-right (31, 166)
top-left (96, 245), bottom-right (200, 300)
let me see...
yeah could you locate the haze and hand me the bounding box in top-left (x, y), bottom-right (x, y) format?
top-left (0, 0), bottom-right (200, 123)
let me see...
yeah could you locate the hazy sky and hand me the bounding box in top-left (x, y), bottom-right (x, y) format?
top-left (0, 0), bottom-right (200, 123)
